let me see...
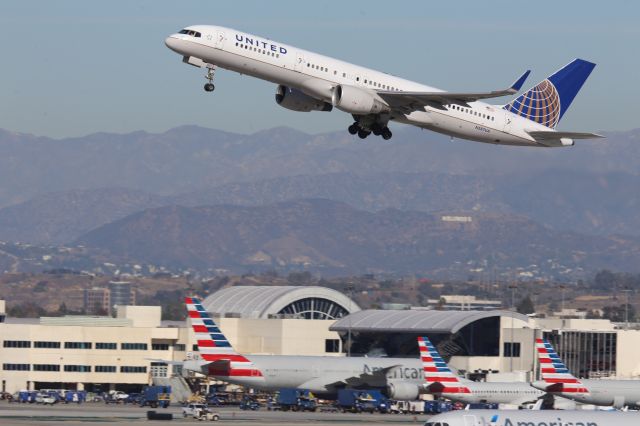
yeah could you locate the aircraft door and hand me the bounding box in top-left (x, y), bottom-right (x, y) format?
top-left (503, 110), bottom-right (513, 134)
top-left (215, 30), bottom-right (225, 48)
top-left (295, 52), bottom-right (305, 71)
top-left (463, 415), bottom-right (477, 426)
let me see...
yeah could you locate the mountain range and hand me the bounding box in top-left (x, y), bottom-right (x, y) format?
top-left (0, 125), bottom-right (639, 277)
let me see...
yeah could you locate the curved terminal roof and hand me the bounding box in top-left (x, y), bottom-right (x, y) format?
top-left (330, 309), bottom-right (530, 334)
top-left (202, 286), bottom-right (360, 319)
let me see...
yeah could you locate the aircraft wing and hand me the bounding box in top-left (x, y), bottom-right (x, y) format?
top-left (526, 130), bottom-right (604, 141)
top-left (343, 364), bottom-right (401, 387)
top-left (303, 365), bottom-right (401, 391)
top-left (377, 70), bottom-right (530, 113)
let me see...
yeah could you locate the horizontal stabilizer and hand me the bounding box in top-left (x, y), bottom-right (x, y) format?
top-left (527, 130), bottom-right (604, 141)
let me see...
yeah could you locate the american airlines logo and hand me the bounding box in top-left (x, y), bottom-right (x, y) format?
top-left (501, 418), bottom-right (597, 426)
top-left (235, 34), bottom-right (288, 55)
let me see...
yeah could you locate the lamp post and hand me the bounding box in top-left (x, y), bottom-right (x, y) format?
top-left (346, 283), bottom-right (354, 357)
top-left (508, 283), bottom-right (518, 372)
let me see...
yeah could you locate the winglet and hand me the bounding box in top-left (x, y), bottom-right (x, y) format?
top-left (510, 70), bottom-right (531, 93)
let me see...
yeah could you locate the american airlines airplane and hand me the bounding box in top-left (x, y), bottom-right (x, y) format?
top-left (425, 410), bottom-right (638, 426)
top-left (185, 297), bottom-right (425, 400)
top-left (532, 338), bottom-right (640, 408)
top-left (165, 25), bottom-right (602, 146)
top-left (418, 336), bottom-right (544, 405)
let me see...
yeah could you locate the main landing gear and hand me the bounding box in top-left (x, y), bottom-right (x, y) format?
top-left (204, 65), bottom-right (216, 92)
top-left (348, 122), bottom-right (392, 140)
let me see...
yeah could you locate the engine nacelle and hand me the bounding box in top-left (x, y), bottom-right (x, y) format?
top-left (387, 382), bottom-right (420, 401)
top-left (331, 85), bottom-right (389, 115)
top-left (275, 85), bottom-right (332, 112)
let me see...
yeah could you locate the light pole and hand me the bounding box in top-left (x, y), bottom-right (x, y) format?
top-left (559, 285), bottom-right (567, 314)
top-left (508, 283), bottom-right (517, 372)
top-left (622, 288), bottom-right (632, 329)
top-left (346, 283), bottom-right (354, 357)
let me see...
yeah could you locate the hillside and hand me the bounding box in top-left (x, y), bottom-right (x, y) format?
top-left (75, 199), bottom-right (640, 278)
top-left (0, 125), bottom-right (638, 209)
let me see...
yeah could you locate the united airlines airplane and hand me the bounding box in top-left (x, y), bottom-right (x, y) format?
top-left (165, 25), bottom-right (602, 146)
top-left (418, 336), bottom-right (544, 405)
top-left (425, 410), bottom-right (638, 426)
top-left (532, 338), bottom-right (640, 408)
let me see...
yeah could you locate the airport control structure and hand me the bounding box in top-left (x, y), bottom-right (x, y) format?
top-left (2, 286), bottom-right (640, 395)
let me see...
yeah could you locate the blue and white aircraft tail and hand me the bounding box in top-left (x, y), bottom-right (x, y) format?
top-left (504, 59), bottom-right (596, 129)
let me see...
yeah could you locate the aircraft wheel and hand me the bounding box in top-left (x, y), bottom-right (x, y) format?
top-left (348, 123), bottom-right (359, 135)
top-left (204, 83), bottom-right (215, 92)
top-left (382, 128), bottom-right (392, 140)
top-left (357, 130), bottom-right (370, 139)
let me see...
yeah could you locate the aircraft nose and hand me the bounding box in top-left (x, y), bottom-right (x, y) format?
top-left (165, 35), bottom-right (181, 52)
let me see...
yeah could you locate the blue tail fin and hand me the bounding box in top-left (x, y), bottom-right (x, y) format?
top-left (503, 59), bottom-right (595, 128)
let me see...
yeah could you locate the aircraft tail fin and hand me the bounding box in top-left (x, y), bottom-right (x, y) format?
top-left (185, 297), bottom-right (252, 365)
top-left (418, 336), bottom-right (470, 394)
top-left (536, 338), bottom-right (588, 393)
top-left (504, 59), bottom-right (595, 129)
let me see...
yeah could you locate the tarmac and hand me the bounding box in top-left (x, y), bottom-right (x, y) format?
top-left (0, 403), bottom-right (431, 425)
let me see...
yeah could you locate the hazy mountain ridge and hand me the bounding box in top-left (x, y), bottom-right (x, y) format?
top-left (1, 169), bottom-right (639, 245)
top-left (0, 125), bottom-right (639, 208)
top-left (73, 199), bottom-right (640, 277)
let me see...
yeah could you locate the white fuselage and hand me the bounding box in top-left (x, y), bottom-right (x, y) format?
top-left (537, 379), bottom-right (640, 408)
top-left (427, 410), bottom-right (640, 426)
top-left (165, 25), bottom-right (552, 146)
top-left (186, 355), bottom-right (541, 404)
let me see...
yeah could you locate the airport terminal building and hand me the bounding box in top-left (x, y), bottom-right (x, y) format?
top-left (2, 286), bottom-right (640, 394)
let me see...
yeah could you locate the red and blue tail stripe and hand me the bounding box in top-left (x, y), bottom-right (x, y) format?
top-left (185, 297), bottom-right (262, 377)
top-left (418, 336), bottom-right (470, 394)
top-left (536, 338), bottom-right (587, 393)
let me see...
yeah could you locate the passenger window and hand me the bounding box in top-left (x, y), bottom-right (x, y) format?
top-left (343, 73), bottom-right (346, 77)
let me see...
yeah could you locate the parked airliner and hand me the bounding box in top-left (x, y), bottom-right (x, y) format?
top-left (425, 410), bottom-right (638, 426)
top-left (184, 297), bottom-right (425, 400)
top-left (532, 338), bottom-right (640, 408)
top-left (165, 25), bottom-right (602, 146)
top-left (418, 336), bottom-right (544, 405)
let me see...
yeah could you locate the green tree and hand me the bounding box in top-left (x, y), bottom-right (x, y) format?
top-left (602, 304), bottom-right (636, 322)
top-left (516, 295), bottom-right (535, 314)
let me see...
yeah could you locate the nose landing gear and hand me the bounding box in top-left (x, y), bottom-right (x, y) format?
top-left (203, 65), bottom-right (216, 92)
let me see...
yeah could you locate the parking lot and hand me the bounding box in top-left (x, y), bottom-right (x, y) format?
top-left (0, 402), bottom-right (430, 425)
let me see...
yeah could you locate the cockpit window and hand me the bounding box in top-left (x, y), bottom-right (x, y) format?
top-left (178, 29), bottom-right (201, 38)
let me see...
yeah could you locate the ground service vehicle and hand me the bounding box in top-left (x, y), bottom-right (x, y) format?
top-left (276, 389), bottom-right (318, 412)
top-left (139, 386), bottom-right (171, 408)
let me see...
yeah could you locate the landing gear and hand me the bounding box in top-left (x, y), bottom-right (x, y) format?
top-left (203, 65), bottom-right (216, 92)
top-left (357, 129), bottom-right (371, 139)
top-left (347, 122), bottom-right (391, 140)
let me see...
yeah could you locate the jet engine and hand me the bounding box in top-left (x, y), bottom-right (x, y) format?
top-left (275, 85), bottom-right (332, 112)
top-left (387, 382), bottom-right (420, 400)
top-left (331, 84), bottom-right (389, 115)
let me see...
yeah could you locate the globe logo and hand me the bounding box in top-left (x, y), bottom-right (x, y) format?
top-left (505, 79), bottom-right (561, 128)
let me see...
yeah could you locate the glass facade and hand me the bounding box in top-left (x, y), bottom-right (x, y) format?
top-left (544, 331), bottom-right (617, 378)
top-left (277, 297), bottom-right (349, 320)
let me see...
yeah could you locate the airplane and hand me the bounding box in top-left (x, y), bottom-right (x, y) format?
top-left (424, 410), bottom-right (639, 426)
top-left (418, 336), bottom-right (544, 405)
top-left (165, 25), bottom-right (603, 147)
top-left (185, 296), bottom-right (427, 400)
top-left (532, 338), bottom-right (640, 408)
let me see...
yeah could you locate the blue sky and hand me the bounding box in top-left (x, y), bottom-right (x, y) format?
top-left (1, 1), bottom-right (637, 138)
